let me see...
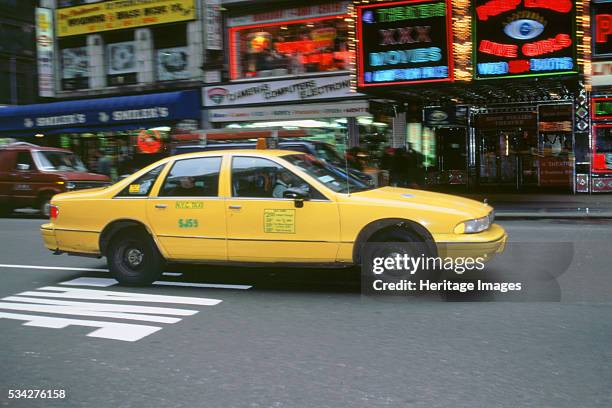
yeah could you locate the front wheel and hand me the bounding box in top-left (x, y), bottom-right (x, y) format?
top-left (0, 203), bottom-right (12, 217)
top-left (368, 227), bottom-right (439, 284)
top-left (107, 231), bottom-right (165, 286)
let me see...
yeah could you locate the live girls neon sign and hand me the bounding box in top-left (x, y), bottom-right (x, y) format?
top-left (474, 0), bottom-right (577, 79)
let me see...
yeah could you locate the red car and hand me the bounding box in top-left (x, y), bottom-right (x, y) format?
top-left (0, 142), bottom-right (110, 217)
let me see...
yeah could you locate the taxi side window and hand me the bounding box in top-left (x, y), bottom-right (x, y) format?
top-left (231, 156), bottom-right (324, 199)
top-left (116, 164), bottom-right (164, 197)
top-left (160, 157), bottom-right (222, 197)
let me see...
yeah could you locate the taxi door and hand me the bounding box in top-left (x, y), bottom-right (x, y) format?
top-left (146, 156), bottom-right (227, 261)
top-left (224, 155), bottom-right (340, 263)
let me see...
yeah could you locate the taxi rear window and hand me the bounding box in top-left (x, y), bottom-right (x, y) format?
top-left (116, 164), bottom-right (165, 197)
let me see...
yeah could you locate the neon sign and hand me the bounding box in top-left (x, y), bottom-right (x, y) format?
top-left (356, 0), bottom-right (453, 87)
top-left (522, 34), bottom-right (572, 56)
top-left (523, 0), bottom-right (573, 13)
top-left (479, 40), bottom-right (518, 58)
top-left (474, 0), bottom-right (576, 79)
top-left (476, 0), bottom-right (521, 21)
top-left (503, 18), bottom-right (545, 40)
top-left (592, 2), bottom-right (612, 58)
top-left (596, 14), bottom-right (612, 43)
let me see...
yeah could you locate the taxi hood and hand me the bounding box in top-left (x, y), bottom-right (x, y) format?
top-left (349, 187), bottom-right (492, 218)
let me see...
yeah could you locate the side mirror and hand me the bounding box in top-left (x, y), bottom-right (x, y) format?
top-left (283, 188), bottom-right (308, 208)
top-left (17, 163), bottom-right (30, 171)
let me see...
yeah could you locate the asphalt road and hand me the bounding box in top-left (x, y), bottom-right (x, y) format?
top-left (0, 216), bottom-right (611, 408)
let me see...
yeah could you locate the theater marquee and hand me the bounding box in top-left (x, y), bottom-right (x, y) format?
top-left (356, 0), bottom-right (454, 87)
top-left (474, 0), bottom-right (577, 79)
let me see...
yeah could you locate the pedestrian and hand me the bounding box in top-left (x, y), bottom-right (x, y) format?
top-left (96, 150), bottom-right (112, 177)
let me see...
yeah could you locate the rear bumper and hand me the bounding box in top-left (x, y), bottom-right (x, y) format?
top-left (40, 223), bottom-right (59, 252)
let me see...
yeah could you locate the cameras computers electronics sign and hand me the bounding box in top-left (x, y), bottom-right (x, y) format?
top-left (55, 0), bottom-right (196, 37)
top-left (356, 0), bottom-right (454, 87)
top-left (474, 0), bottom-right (577, 79)
top-left (592, 0), bottom-right (612, 86)
top-left (203, 76), bottom-right (362, 107)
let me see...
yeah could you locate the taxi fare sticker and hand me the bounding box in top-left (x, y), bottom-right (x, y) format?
top-left (263, 209), bottom-right (295, 234)
top-left (128, 184), bottom-right (141, 193)
top-left (175, 201), bottom-right (204, 210)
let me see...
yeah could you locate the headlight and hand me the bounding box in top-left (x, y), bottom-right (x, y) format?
top-left (455, 214), bottom-right (491, 234)
top-left (66, 182), bottom-right (76, 190)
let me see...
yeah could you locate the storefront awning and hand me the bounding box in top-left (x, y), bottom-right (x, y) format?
top-left (0, 90), bottom-right (200, 135)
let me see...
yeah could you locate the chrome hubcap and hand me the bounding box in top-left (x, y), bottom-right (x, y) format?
top-left (126, 248), bottom-right (144, 267)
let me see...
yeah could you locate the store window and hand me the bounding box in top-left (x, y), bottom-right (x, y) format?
top-left (0, 22), bottom-right (34, 58)
top-left (594, 126), bottom-right (612, 172)
top-left (537, 105), bottom-right (574, 188)
top-left (229, 16), bottom-right (350, 80)
top-left (105, 31), bottom-right (138, 86)
top-left (59, 37), bottom-right (89, 91)
top-left (153, 24), bottom-right (189, 81)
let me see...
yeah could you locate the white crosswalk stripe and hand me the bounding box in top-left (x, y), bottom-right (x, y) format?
top-left (0, 281), bottom-right (227, 342)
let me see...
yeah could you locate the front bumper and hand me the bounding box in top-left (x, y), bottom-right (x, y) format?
top-left (435, 223), bottom-right (507, 261)
top-left (40, 223), bottom-right (58, 252)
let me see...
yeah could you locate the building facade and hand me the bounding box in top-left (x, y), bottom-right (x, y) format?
top-left (0, 0), bottom-right (38, 105)
top-left (0, 0), bottom-right (609, 193)
top-left (352, 0), bottom-right (600, 193)
top-left (590, 0), bottom-right (612, 192)
top-left (0, 0), bottom-right (220, 177)
top-left (201, 0), bottom-right (387, 155)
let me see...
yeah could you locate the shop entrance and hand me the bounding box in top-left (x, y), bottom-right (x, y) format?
top-left (475, 112), bottom-right (539, 190)
top-left (477, 128), bottom-right (539, 188)
top-left (475, 107), bottom-right (574, 192)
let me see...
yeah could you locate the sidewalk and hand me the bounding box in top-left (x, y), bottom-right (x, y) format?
top-left (458, 193), bottom-right (612, 219)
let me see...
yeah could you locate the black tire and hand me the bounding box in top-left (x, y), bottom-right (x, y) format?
top-left (368, 227), bottom-right (439, 283)
top-left (107, 230), bottom-right (165, 286)
top-left (0, 203), bottom-right (11, 217)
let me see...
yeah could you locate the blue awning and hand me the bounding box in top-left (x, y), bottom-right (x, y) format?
top-left (0, 90), bottom-right (200, 134)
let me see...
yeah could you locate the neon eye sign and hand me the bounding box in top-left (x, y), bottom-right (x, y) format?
top-left (504, 19), bottom-right (545, 40)
top-left (474, 0), bottom-right (577, 79)
top-left (356, 0), bottom-right (454, 87)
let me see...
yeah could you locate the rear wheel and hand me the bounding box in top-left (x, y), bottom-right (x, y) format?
top-left (107, 230), bottom-right (165, 286)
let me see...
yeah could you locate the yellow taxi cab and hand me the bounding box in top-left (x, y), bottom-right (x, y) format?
top-left (40, 149), bottom-right (506, 285)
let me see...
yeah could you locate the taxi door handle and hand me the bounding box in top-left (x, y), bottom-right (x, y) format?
top-left (155, 204), bottom-right (167, 209)
top-left (228, 205), bottom-right (241, 210)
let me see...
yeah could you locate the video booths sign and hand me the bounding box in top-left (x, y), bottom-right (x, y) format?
top-left (474, 0), bottom-right (577, 79)
top-left (355, 0), bottom-right (454, 87)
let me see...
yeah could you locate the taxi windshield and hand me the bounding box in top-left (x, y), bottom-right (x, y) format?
top-left (34, 151), bottom-right (88, 172)
top-left (282, 154), bottom-right (373, 193)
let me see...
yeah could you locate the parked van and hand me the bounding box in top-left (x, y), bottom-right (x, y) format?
top-left (0, 143), bottom-right (110, 216)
